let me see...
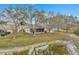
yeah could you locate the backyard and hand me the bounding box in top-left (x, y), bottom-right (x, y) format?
top-left (0, 4), bottom-right (78, 55)
top-left (0, 32), bottom-right (73, 48)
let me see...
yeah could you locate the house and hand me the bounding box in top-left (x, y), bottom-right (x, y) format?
top-left (20, 23), bottom-right (45, 34)
top-left (30, 24), bottom-right (45, 34)
top-left (17, 23), bottom-right (59, 34)
top-left (0, 21), bottom-right (63, 35)
top-left (0, 22), bottom-right (16, 34)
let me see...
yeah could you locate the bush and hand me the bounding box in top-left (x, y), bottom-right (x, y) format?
top-left (0, 30), bottom-right (10, 36)
top-left (48, 43), bottom-right (69, 55)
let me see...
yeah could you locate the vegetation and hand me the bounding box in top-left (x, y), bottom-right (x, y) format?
top-left (48, 43), bottom-right (69, 55)
top-left (12, 41), bottom-right (69, 55)
top-left (0, 5), bottom-right (78, 35)
top-left (0, 5), bottom-right (78, 55)
top-left (0, 30), bottom-right (10, 36)
top-left (0, 32), bottom-right (74, 48)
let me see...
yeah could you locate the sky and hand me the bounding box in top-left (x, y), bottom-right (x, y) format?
top-left (0, 4), bottom-right (79, 17)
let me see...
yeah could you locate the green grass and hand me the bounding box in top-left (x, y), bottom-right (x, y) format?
top-left (0, 32), bottom-right (78, 49)
top-left (0, 32), bottom-right (62, 48)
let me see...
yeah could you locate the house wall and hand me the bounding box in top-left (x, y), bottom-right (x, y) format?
top-left (24, 28), bottom-right (31, 33)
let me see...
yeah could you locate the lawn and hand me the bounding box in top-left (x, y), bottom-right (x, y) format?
top-left (0, 32), bottom-right (78, 49)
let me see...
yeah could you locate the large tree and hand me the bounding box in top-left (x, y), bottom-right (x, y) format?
top-left (64, 15), bottom-right (78, 32)
top-left (5, 6), bottom-right (19, 39)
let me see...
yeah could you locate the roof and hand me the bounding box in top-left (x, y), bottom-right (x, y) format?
top-left (25, 23), bottom-right (44, 29)
top-left (33, 24), bottom-right (44, 29)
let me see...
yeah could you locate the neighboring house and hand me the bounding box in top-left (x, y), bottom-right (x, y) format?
top-left (30, 24), bottom-right (45, 34)
top-left (17, 23), bottom-right (32, 33)
top-left (18, 23), bottom-right (45, 34)
top-left (0, 22), bottom-right (16, 34)
top-left (0, 22), bottom-right (60, 34)
top-left (0, 20), bottom-right (74, 34)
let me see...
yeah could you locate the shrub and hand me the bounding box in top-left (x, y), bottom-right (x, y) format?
top-left (48, 43), bottom-right (69, 55)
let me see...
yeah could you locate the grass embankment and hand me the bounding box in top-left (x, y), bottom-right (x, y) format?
top-left (0, 32), bottom-right (78, 49)
top-left (13, 42), bottom-right (69, 55)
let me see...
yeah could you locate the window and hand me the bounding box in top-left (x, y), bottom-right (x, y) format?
top-left (36, 28), bottom-right (44, 32)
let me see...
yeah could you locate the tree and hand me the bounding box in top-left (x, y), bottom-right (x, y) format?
top-left (0, 20), bottom-right (7, 31)
top-left (45, 11), bottom-right (54, 32)
top-left (0, 10), bottom-right (7, 30)
top-left (36, 10), bottom-right (46, 24)
top-left (64, 15), bottom-right (78, 32)
top-left (5, 6), bottom-right (18, 39)
top-left (50, 13), bottom-right (65, 31)
top-left (0, 10), bottom-right (6, 21)
top-left (27, 6), bottom-right (35, 25)
top-left (15, 6), bottom-right (28, 32)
